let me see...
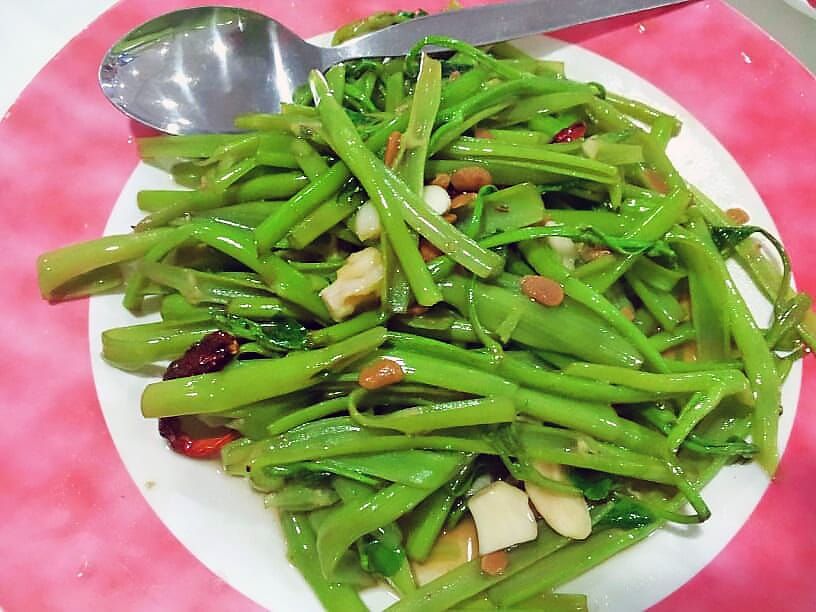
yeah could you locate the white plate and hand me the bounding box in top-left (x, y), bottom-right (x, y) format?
top-left (89, 33), bottom-right (800, 611)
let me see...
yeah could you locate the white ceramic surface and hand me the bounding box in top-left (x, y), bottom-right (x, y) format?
top-left (783, 0), bottom-right (816, 19)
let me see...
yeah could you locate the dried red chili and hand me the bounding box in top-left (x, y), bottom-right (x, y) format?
top-left (158, 417), bottom-right (239, 459)
top-left (550, 122), bottom-right (587, 144)
top-left (163, 330), bottom-right (239, 380)
top-left (159, 330), bottom-right (241, 458)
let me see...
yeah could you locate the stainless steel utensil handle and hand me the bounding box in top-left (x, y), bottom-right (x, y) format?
top-left (329, 0), bottom-right (687, 61)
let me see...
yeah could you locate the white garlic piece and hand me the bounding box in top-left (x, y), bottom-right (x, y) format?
top-left (411, 518), bottom-right (478, 586)
top-left (319, 247), bottom-right (384, 321)
top-left (468, 481), bottom-right (537, 555)
top-left (352, 200), bottom-right (381, 241)
top-left (525, 460), bottom-right (591, 540)
top-left (545, 220), bottom-right (578, 270)
top-left (422, 184), bottom-right (452, 215)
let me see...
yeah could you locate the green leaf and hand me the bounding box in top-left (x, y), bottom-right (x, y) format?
top-left (580, 227), bottom-right (676, 260)
top-left (214, 312), bottom-right (310, 352)
top-left (344, 59), bottom-right (382, 80)
top-left (569, 469), bottom-right (615, 501)
top-left (709, 225), bottom-right (762, 252)
top-left (597, 496), bottom-right (654, 529)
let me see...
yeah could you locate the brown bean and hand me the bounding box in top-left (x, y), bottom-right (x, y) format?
top-left (451, 166), bottom-right (493, 192)
top-left (384, 131), bottom-right (402, 168)
top-left (449, 70), bottom-right (461, 81)
top-left (620, 305), bottom-right (636, 321)
top-left (520, 275), bottom-right (564, 307)
top-left (420, 239), bottom-right (443, 262)
top-left (678, 293), bottom-right (691, 319)
top-left (725, 207), bottom-right (750, 225)
top-left (430, 173), bottom-right (451, 189)
top-left (474, 128), bottom-right (494, 139)
top-left (358, 357), bottom-right (405, 390)
top-left (450, 192), bottom-right (477, 209)
top-left (682, 340), bottom-right (698, 363)
top-left (443, 213), bottom-right (458, 223)
top-left (581, 245), bottom-right (612, 262)
top-left (480, 550), bottom-right (509, 576)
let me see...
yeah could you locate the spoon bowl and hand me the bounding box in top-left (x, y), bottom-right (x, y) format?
top-left (100, 7), bottom-right (325, 134)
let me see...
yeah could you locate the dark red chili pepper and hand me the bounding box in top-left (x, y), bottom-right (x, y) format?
top-left (158, 417), bottom-right (239, 459)
top-left (550, 122), bottom-right (587, 144)
top-left (159, 330), bottom-right (241, 457)
top-left (163, 330), bottom-right (239, 380)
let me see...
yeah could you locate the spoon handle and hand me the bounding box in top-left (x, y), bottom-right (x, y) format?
top-left (327, 0), bottom-right (687, 62)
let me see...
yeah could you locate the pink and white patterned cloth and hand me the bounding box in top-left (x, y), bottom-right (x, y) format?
top-left (0, 1), bottom-right (814, 610)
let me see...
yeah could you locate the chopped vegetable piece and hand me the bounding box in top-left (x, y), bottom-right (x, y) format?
top-left (468, 481), bottom-right (538, 554)
top-left (525, 461), bottom-right (592, 540)
top-left (320, 247), bottom-right (385, 321)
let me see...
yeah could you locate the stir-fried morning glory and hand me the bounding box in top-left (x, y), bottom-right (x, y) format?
top-left (37, 9), bottom-right (813, 611)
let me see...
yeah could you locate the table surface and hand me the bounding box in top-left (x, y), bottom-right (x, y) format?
top-left (1, 2), bottom-right (814, 610)
top-left (0, 0), bottom-right (813, 118)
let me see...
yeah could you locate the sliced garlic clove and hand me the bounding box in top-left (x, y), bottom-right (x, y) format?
top-left (545, 221), bottom-right (577, 270)
top-left (468, 481), bottom-right (537, 555)
top-left (525, 460), bottom-right (591, 541)
top-left (422, 184), bottom-right (452, 215)
top-left (352, 200), bottom-right (381, 241)
top-left (411, 518), bottom-right (478, 586)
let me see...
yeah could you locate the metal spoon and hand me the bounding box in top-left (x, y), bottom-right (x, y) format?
top-left (99, 0), bottom-right (686, 134)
